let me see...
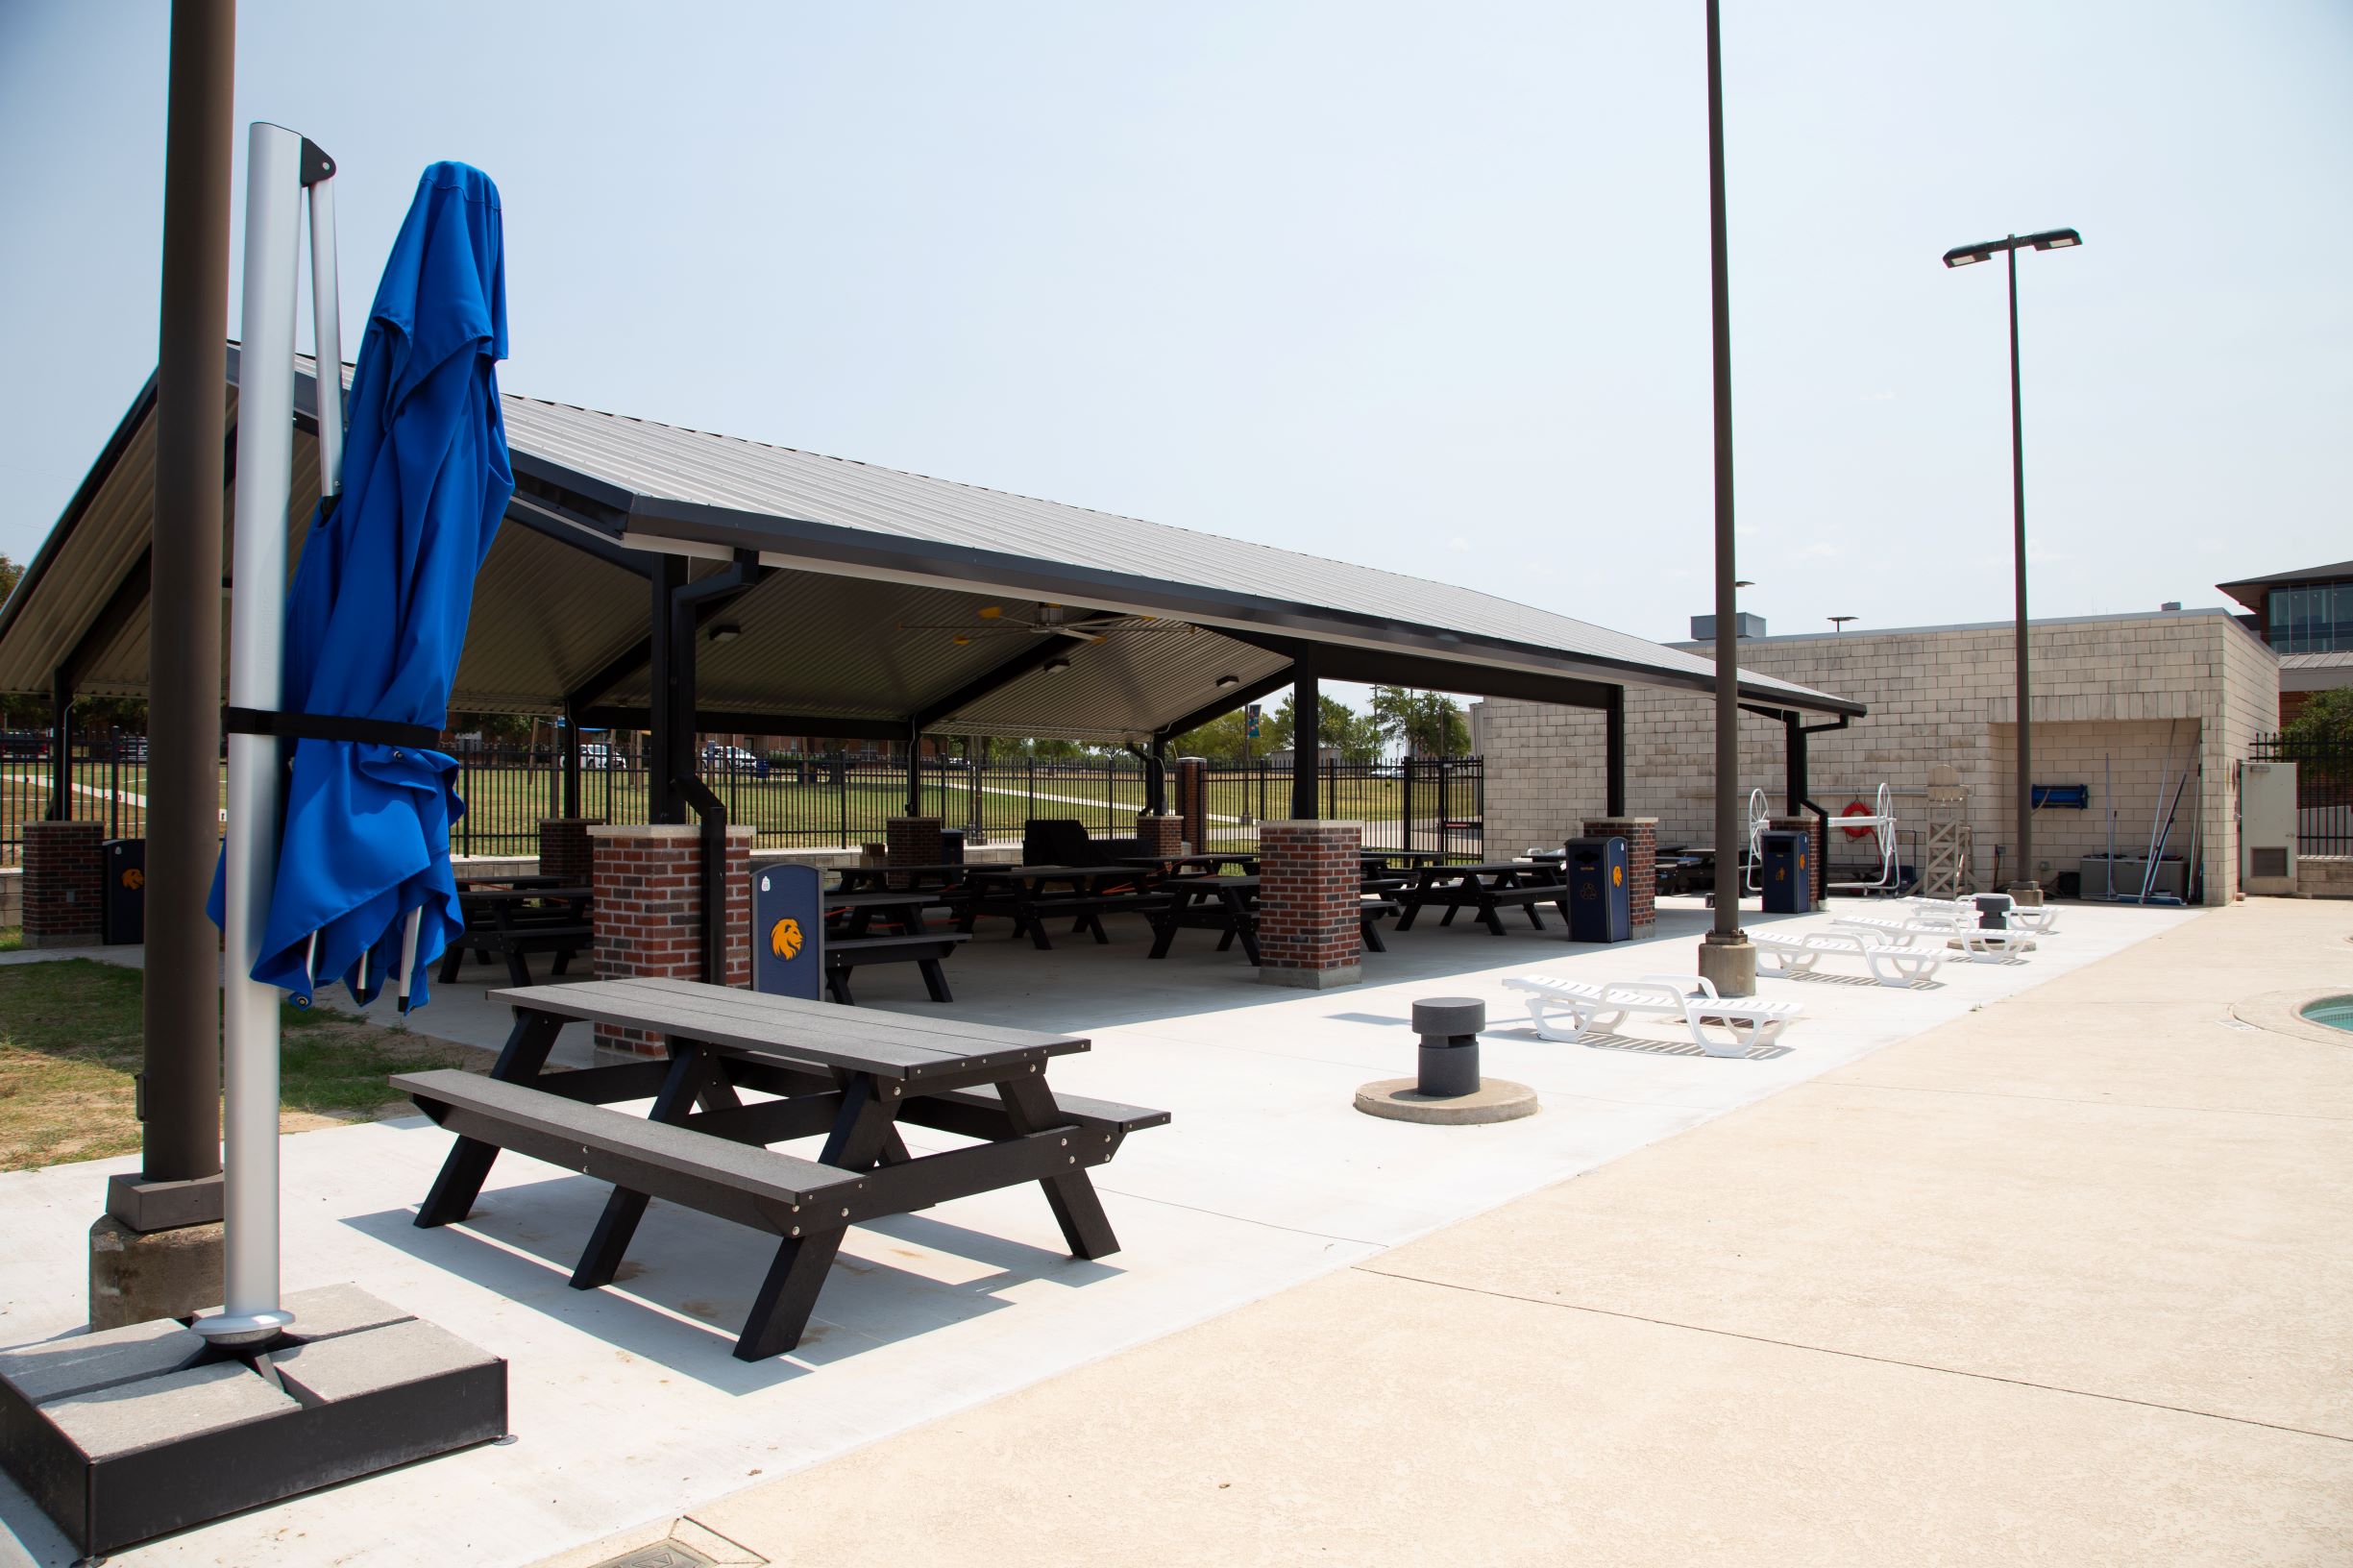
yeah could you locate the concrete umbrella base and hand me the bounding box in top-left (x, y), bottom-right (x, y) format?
top-left (1354, 1078), bottom-right (1539, 1126)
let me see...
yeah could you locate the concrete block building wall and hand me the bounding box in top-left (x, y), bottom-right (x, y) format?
top-left (1481, 609), bottom-right (2275, 906)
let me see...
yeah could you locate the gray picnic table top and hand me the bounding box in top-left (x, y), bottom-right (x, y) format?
top-left (402, 977), bottom-right (1164, 1361)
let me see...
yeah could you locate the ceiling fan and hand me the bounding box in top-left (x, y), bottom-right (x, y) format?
top-left (898, 601), bottom-right (1156, 647)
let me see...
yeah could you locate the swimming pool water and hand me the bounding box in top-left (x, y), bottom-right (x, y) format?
top-left (2300, 995), bottom-right (2353, 1033)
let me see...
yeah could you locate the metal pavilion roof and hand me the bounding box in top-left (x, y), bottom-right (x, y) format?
top-left (0, 354), bottom-right (1863, 742)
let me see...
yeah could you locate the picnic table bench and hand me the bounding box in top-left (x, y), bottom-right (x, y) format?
top-left (437, 883), bottom-right (593, 987)
top-left (1148, 874), bottom-right (1404, 963)
top-left (823, 932), bottom-right (969, 1003)
top-left (1393, 861), bottom-right (1571, 937)
top-left (400, 976), bottom-right (1168, 1361)
top-left (961, 865), bottom-right (1169, 950)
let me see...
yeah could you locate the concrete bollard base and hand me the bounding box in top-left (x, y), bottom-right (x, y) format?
top-left (1696, 932), bottom-right (1758, 998)
top-left (88, 1216), bottom-right (223, 1331)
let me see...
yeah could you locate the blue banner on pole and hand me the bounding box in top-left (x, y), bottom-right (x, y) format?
top-left (752, 864), bottom-right (825, 1001)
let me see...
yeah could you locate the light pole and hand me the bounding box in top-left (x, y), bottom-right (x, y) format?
top-left (1697, 0), bottom-right (1755, 996)
top-left (1943, 227), bottom-right (2080, 905)
top-left (1828, 616), bottom-right (1856, 633)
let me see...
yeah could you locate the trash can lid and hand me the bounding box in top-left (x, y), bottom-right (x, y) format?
top-left (1411, 996), bottom-right (1486, 1037)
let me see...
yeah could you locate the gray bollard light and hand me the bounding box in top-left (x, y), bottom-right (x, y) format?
top-left (1412, 996), bottom-right (1485, 1098)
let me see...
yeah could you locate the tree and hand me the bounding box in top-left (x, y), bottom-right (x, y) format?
top-left (1371, 686), bottom-right (1470, 757)
top-left (2283, 687), bottom-right (2353, 751)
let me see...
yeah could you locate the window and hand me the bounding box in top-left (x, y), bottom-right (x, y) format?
top-left (2268, 582), bottom-right (2353, 653)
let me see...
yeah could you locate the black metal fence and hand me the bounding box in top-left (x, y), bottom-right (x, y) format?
top-left (2251, 732), bottom-right (2352, 856)
top-left (0, 734), bottom-right (156, 864)
top-left (444, 746), bottom-right (1484, 860)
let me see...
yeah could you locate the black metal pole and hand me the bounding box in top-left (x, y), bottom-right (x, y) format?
top-left (1704, 0), bottom-right (1747, 961)
top-left (2007, 238), bottom-right (2036, 896)
top-left (1289, 668), bottom-right (1319, 821)
top-left (646, 557), bottom-right (687, 822)
top-left (561, 700), bottom-right (581, 819)
top-left (46, 672), bottom-right (72, 821)
top-left (904, 727), bottom-right (921, 818)
top-left (1604, 688), bottom-right (1627, 818)
top-left (122, 0), bottom-right (233, 1217)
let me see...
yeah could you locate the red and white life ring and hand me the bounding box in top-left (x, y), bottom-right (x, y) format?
top-left (1840, 799), bottom-right (1875, 839)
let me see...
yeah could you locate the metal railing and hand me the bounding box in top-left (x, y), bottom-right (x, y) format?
top-left (0, 734), bottom-right (159, 864)
top-left (445, 746), bottom-right (1485, 859)
top-left (0, 741), bottom-right (1490, 865)
top-left (2250, 733), bottom-right (2352, 857)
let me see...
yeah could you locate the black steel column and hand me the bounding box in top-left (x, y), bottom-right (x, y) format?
top-left (1784, 713), bottom-right (1805, 814)
top-left (123, 0), bottom-right (233, 1217)
top-left (1149, 738), bottom-right (1168, 816)
top-left (903, 726), bottom-right (922, 818)
top-left (561, 699), bottom-right (581, 819)
top-left (45, 672), bottom-right (72, 821)
top-left (647, 555), bottom-right (689, 823)
top-left (1289, 667), bottom-right (1319, 821)
top-left (1604, 688), bottom-right (1627, 818)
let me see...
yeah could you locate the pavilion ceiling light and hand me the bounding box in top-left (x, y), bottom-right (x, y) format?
top-left (1042, 656), bottom-right (1071, 675)
top-left (708, 624), bottom-right (742, 645)
top-left (1214, 674), bottom-right (1239, 688)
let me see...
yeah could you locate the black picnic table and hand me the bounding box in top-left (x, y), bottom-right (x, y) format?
top-left (438, 883), bottom-right (593, 986)
top-left (820, 890), bottom-right (968, 1003)
top-left (1115, 851), bottom-right (1261, 877)
top-left (960, 865), bottom-right (1164, 950)
top-left (398, 976), bottom-right (1168, 1360)
top-left (1147, 873), bottom-right (1404, 963)
top-left (1393, 860), bottom-right (1572, 936)
top-left (830, 862), bottom-right (972, 894)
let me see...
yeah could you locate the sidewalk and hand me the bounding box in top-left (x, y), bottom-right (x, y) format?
top-left (565, 897), bottom-right (2353, 1567)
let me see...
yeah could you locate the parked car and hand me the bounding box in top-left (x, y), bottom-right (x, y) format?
top-left (701, 744), bottom-right (768, 777)
top-left (0, 729), bottom-right (51, 760)
top-left (579, 743), bottom-right (627, 771)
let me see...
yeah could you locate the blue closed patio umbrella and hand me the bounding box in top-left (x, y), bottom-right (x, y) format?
top-left (243, 161), bottom-right (511, 1011)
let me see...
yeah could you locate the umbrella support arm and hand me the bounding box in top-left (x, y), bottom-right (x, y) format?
top-left (672, 772), bottom-right (730, 985)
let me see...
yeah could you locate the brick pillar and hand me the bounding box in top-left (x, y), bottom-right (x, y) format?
top-left (23, 819), bottom-right (104, 947)
top-left (1258, 820), bottom-right (1361, 989)
top-left (1581, 816), bottom-right (1656, 931)
top-left (1770, 816), bottom-right (1828, 902)
top-left (1134, 813), bottom-right (1181, 856)
top-left (886, 816), bottom-right (944, 890)
top-left (1174, 757), bottom-right (1208, 855)
top-left (588, 823), bottom-right (755, 1057)
top-left (537, 817), bottom-right (602, 886)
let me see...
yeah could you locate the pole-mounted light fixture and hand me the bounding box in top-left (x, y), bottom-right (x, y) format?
top-left (1828, 616), bottom-right (1856, 633)
top-left (1944, 224), bottom-right (2081, 905)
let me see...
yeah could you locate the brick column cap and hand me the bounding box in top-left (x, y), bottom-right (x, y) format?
top-left (1581, 816), bottom-right (1659, 826)
top-left (537, 815), bottom-right (607, 826)
top-left (886, 815), bottom-right (944, 825)
top-left (588, 822), bottom-right (757, 842)
top-left (1261, 819), bottom-right (1360, 832)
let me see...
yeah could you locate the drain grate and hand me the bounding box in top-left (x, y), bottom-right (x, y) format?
top-left (589, 1544), bottom-right (718, 1568)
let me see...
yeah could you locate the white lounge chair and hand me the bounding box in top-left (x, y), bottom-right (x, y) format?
top-left (1752, 929), bottom-right (1943, 987)
top-left (1901, 894), bottom-right (2060, 937)
top-left (1502, 972), bottom-right (1802, 1058)
top-left (1832, 914), bottom-right (2036, 961)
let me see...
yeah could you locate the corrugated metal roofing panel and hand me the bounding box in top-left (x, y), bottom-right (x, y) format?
top-left (499, 394), bottom-right (1852, 712)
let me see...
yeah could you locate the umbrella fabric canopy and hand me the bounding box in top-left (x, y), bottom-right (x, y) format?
top-left (243, 161), bottom-right (510, 1009)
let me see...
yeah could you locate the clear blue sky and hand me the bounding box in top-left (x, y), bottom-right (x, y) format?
top-left (2, 1), bottom-right (2346, 661)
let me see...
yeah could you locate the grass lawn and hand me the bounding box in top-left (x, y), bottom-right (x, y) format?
top-left (0, 959), bottom-right (489, 1172)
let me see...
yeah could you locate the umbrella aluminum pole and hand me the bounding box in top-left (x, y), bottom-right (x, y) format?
top-left (200, 121), bottom-right (336, 1346)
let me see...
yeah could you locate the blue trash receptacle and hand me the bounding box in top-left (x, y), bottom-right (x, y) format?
top-left (1565, 836), bottom-right (1631, 943)
top-left (752, 863), bottom-right (827, 1001)
top-left (1760, 829), bottom-right (1811, 914)
top-left (102, 838), bottom-right (145, 944)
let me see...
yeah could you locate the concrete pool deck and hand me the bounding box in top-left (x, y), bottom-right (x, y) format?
top-left (559, 895), bottom-right (2353, 1568)
top-left (1, 894), bottom-right (2289, 1566)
